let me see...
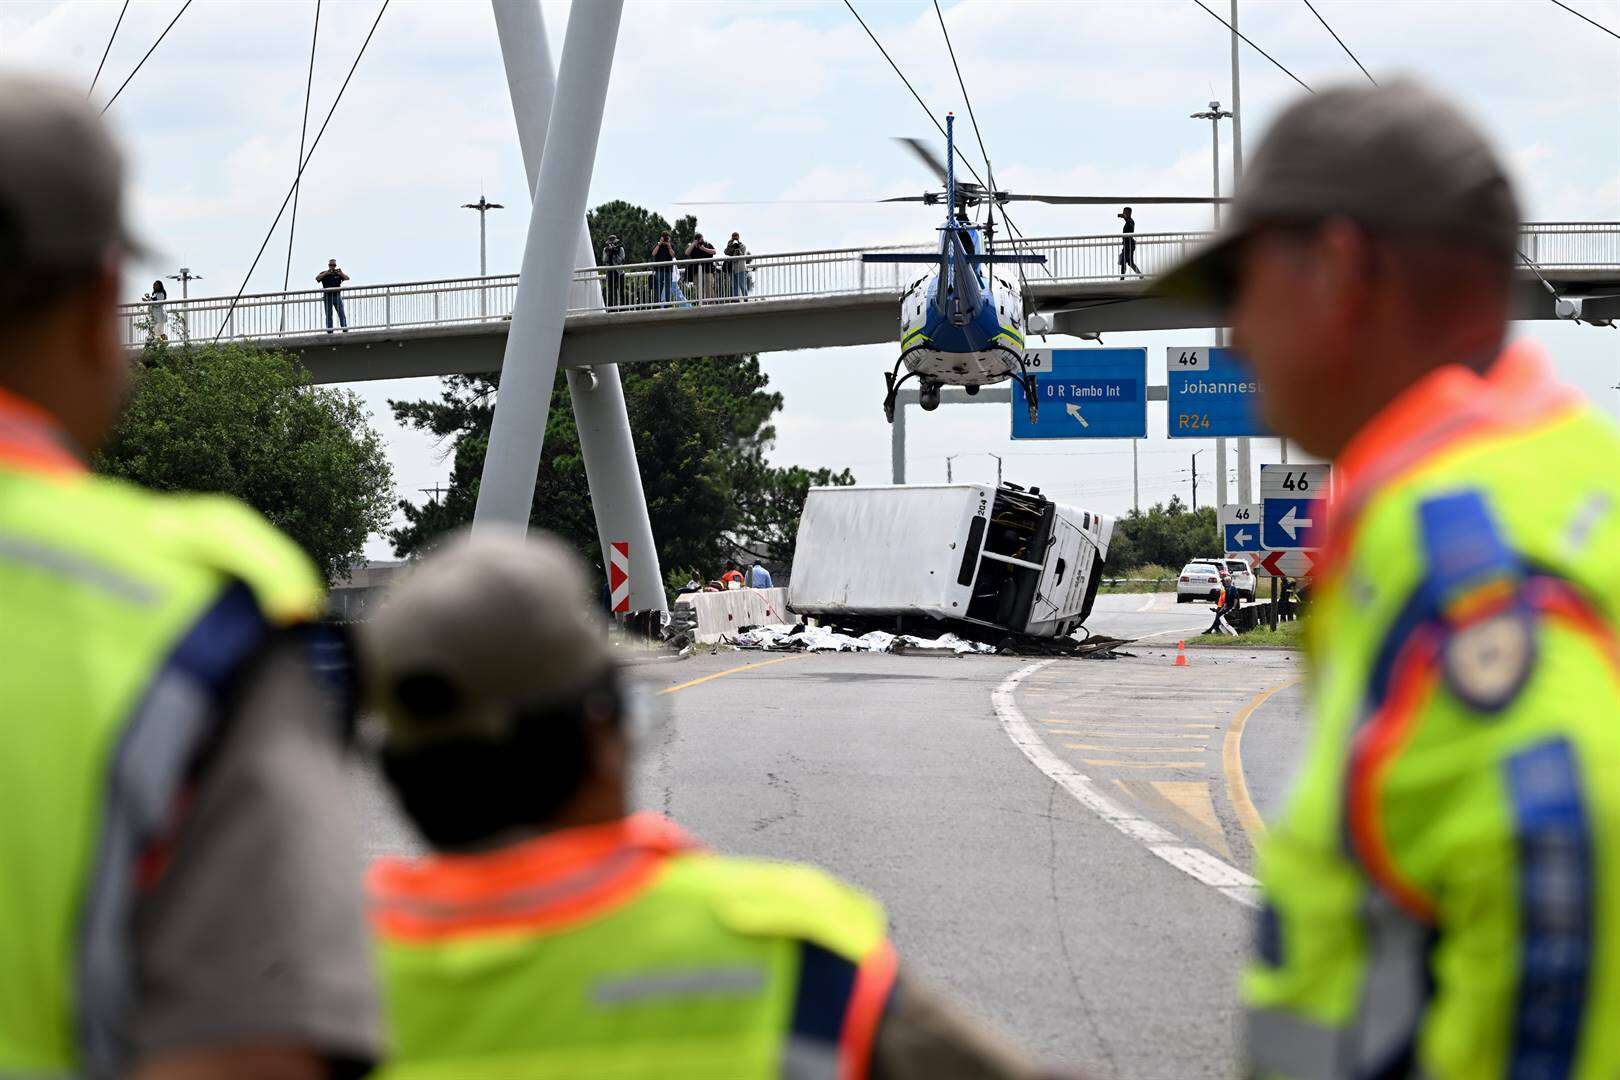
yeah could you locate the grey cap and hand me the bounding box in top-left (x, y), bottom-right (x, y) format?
top-left (0, 73), bottom-right (144, 274)
top-left (362, 530), bottom-right (617, 752)
top-left (1158, 78), bottom-right (1520, 306)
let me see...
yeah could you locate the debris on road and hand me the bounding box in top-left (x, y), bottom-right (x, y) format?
top-left (718, 623), bottom-right (1134, 659)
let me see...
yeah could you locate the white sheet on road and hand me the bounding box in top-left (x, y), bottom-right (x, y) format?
top-left (726, 624), bottom-right (994, 655)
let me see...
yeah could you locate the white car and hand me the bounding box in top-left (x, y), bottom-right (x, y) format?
top-left (1176, 561), bottom-right (1225, 604)
top-left (1216, 557), bottom-right (1257, 602)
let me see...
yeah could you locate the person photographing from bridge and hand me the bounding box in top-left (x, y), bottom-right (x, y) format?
top-left (726, 230), bottom-right (751, 300)
top-left (601, 232), bottom-right (627, 308)
top-left (316, 257), bottom-right (350, 332)
top-left (1160, 78), bottom-right (1620, 1078)
top-left (685, 231), bottom-right (718, 298)
top-left (1116, 207), bottom-right (1139, 278)
top-left (650, 231), bottom-right (677, 304)
top-left (0, 74), bottom-right (380, 1078)
top-left (361, 530), bottom-right (1050, 1079)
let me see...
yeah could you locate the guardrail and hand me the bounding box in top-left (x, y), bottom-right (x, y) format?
top-left (121, 222), bottom-right (1620, 347)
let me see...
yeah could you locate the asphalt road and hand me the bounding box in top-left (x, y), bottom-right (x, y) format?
top-left (351, 592), bottom-right (1313, 1078)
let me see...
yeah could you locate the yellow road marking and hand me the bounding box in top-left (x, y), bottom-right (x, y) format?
top-left (1065, 731), bottom-right (1207, 739)
top-left (1223, 675), bottom-right (1306, 842)
top-left (656, 655), bottom-right (800, 696)
top-left (1064, 743), bottom-right (1207, 752)
top-left (1083, 759), bottom-right (1205, 768)
top-left (1151, 780), bottom-right (1223, 834)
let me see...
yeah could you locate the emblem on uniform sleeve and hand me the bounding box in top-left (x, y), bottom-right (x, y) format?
top-left (1442, 609), bottom-right (1535, 713)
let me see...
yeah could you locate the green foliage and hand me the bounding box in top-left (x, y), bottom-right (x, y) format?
top-left (389, 351), bottom-right (853, 594)
top-left (1098, 563), bottom-right (1179, 592)
top-left (96, 339), bottom-right (396, 582)
top-left (587, 199), bottom-right (698, 264)
top-left (1106, 496), bottom-right (1220, 572)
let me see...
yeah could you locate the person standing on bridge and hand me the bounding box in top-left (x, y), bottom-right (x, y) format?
top-left (316, 257), bottom-right (350, 332)
top-left (1116, 207), bottom-right (1139, 278)
top-left (601, 232), bottom-right (627, 308)
top-left (725, 231), bottom-right (751, 300)
top-left (360, 530), bottom-right (1048, 1079)
top-left (0, 74), bottom-right (380, 1078)
top-left (1160, 78), bottom-right (1620, 1078)
top-left (650, 231), bottom-right (677, 304)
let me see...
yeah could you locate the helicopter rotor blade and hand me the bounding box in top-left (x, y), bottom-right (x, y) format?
top-left (676, 199), bottom-right (907, 205)
top-left (997, 194), bottom-right (1233, 205)
top-left (893, 137), bottom-right (950, 186)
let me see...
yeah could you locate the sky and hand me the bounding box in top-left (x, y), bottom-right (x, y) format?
top-left (2, 0), bottom-right (1617, 559)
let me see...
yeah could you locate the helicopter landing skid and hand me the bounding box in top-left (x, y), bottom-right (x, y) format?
top-left (882, 345), bottom-right (935, 424)
top-left (997, 344), bottom-right (1040, 424)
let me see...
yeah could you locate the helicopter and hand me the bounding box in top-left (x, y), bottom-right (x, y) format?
top-left (863, 114), bottom-right (1229, 423)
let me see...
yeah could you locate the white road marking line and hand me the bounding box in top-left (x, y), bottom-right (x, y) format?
top-left (992, 661), bottom-right (1261, 909)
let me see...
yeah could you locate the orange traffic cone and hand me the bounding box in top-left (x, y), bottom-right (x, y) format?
top-left (1174, 640), bottom-right (1188, 667)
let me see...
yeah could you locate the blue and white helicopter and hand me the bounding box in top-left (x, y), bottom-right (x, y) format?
top-left (863, 114), bottom-right (1050, 423)
top-left (863, 114), bottom-right (1227, 423)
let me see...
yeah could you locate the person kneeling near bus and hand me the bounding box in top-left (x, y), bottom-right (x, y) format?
top-left (361, 529), bottom-right (1050, 1079)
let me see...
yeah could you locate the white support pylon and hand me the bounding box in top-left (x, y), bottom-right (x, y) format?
top-left (477, 0), bottom-right (621, 531)
top-left (489, 0), bottom-right (665, 612)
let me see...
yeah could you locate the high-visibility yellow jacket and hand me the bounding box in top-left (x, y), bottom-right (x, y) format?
top-left (1245, 343), bottom-right (1620, 1078)
top-left (0, 386), bottom-right (324, 1077)
top-left (369, 812), bottom-right (898, 1079)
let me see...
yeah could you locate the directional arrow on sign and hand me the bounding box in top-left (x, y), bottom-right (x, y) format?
top-left (1277, 506), bottom-right (1312, 540)
top-left (1065, 403), bottom-right (1088, 428)
top-left (1234, 529), bottom-right (1253, 547)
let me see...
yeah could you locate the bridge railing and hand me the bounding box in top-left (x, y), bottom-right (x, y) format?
top-left (120, 222), bottom-right (1620, 347)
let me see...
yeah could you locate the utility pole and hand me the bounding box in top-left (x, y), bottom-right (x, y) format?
top-left (1191, 449), bottom-right (1204, 513)
top-left (1132, 439), bottom-right (1140, 513)
top-left (1229, 0), bottom-right (1255, 508)
top-left (167, 267), bottom-right (201, 300)
top-left (463, 194), bottom-right (504, 319)
top-left (1192, 99), bottom-right (1234, 514)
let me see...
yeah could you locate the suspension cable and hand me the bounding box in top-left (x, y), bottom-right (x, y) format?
top-left (87, 0), bottom-right (130, 99)
top-left (1190, 0), bottom-right (1314, 94)
top-left (281, 0), bottom-right (321, 297)
top-left (1301, 0), bottom-right (1376, 84)
top-left (1549, 0), bottom-right (1620, 42)
top-left (214, 0), bottom-right (389, 343)
top-left (99, 0), bottom-right (193, 116)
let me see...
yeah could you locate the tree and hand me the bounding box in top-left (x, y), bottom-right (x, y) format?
top-left (1105, 496), bottom-right (1219, 571)
top-left (96, 339), bottom-right (396, 582)
top-left (586, 200), bottom-right (697, 264)
top-left (390, 203), bottom-right (856, 597)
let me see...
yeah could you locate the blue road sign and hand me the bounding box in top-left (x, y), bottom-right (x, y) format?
top-left (1261, 464), bottom-right (1330, 550)
top-left (1225, 524), bottom-right (1262, 553)
top-left (1166, 346), bottom-right (1272, 439)
top-left (1011, 348), bottom-right (1147, 440)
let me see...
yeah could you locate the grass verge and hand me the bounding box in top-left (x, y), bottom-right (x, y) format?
top-left (1189, 621), bottom-right (1304, 649)
top-left (1098, 563), bottom-right (1179, 594)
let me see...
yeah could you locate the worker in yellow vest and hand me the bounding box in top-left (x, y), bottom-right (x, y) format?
top-left (0, 75), bottom-right (380, 1077)
top-left (1161, 78), bottom-right (1620, 1077)
top-left (361, 530), bottom-right (1047, 1079)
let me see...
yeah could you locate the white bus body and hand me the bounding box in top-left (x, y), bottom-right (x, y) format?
top-left (788, 483), bottom-right (1114, 640)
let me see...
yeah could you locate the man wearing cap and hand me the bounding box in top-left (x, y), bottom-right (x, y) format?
top-left (363, 529), bottom-right (1048, 1079)
top-left (1159, 78), bottom-right (1620, 1076)
top-left (601, 232), bottom-right (626, 308)
top-left (0, 74), bottom-right (380, 1077)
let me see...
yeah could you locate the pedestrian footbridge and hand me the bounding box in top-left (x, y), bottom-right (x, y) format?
top-left (120, 223), bottom-right (1620, 385)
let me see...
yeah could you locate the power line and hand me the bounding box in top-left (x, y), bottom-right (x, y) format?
top-left (1301, 0), bottom-right (1376, 84)
top-left (99, 0), bottom-right (193, 116)
top-left (1549, 0), bottom-right (1620, 41)
top-left (86, 0), bottom-right (130, 99)
top-left (932, 0), bottom-right (995, 194)
top-left (215, 0), bottom-right (390, 342)
top-left (281, 0), bottom-right (321, 297)
top-left (1189, 0), bottom-right (1314, 94)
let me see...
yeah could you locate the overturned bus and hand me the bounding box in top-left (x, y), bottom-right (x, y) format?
top-left (787, 483), bottom-right (1114, 641)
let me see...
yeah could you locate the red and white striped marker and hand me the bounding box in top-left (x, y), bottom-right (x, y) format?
top-left (609, 542), bottom-right (630, 613)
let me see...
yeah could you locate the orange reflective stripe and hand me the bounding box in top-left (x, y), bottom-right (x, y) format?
top-left (369, 812), bottom-right (700, 942)
top-left (0, 386), bottom-right (82, 475)
top-left (1346, 629), bottom-right (1444, 923)
top-left (1320, 342), bottom-right (1583, 585)
top-left (838, 939), bottom-right (897, 1080)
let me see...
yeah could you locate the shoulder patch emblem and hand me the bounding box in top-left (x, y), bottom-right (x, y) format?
top-left (1443, 610), bottom-right (1536, 713)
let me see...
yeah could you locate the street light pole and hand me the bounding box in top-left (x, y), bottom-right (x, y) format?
top-left (1229, 0), bottom-right (1256, 507)
top-left (462, 194), bottom-right (505, 317)
top-left (1192, 100), bottom-right (1234, 514)
top-left (167, 266), bottom-right (201, 300)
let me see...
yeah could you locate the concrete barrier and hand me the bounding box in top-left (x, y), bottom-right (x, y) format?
top-left (674, 587), bottom-right (798, 643)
